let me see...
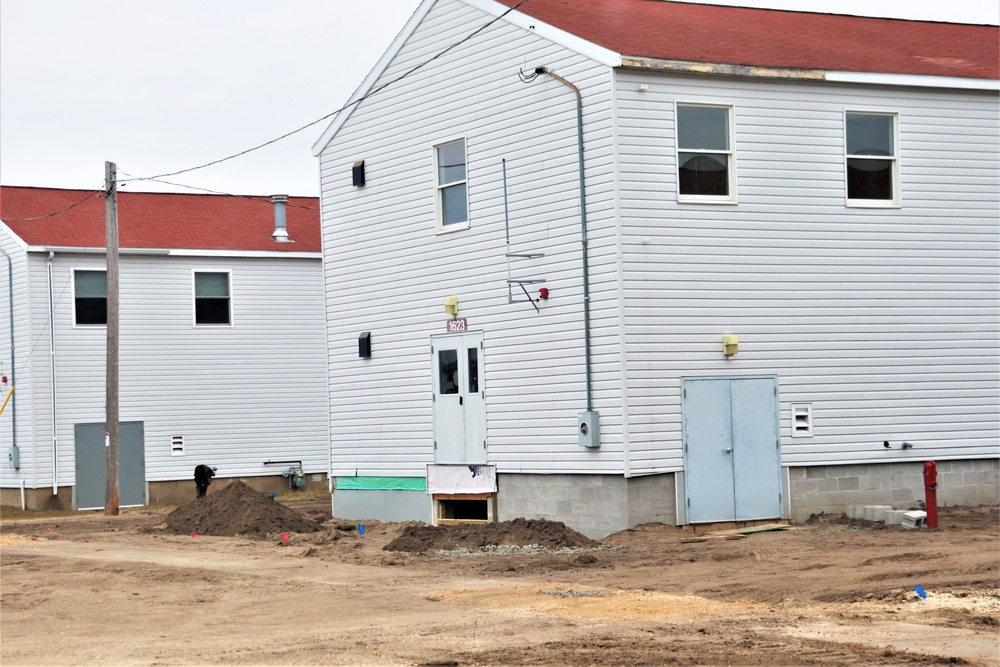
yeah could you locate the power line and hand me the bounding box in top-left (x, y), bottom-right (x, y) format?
top-left (120, 0), bottom-right (533, 186)
top-left (13, 208), bottom-right (107, 383)
top-left (116, 172), bottom-right (319, 211)
top-left (2, 189), bottom-right (103, 222)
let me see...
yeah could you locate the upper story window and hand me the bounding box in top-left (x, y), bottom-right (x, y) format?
top-left (193, 271), bottom-right (231, 326)
top-left (845, 111), bottom-right (899, 207)
top-left (676, 103), bottom-right (735, 204)
top-left (74, 270), bottom-right (107, 326)
top-left (434, 138), bottom-right (468, 233)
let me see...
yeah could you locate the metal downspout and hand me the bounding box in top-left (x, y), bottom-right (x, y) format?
top-left (540, 68), bottom-right (593, 411)
top-left (1, 247), bottom-right (15, 450)
top-left (46, 251), bottom-right (58, 494)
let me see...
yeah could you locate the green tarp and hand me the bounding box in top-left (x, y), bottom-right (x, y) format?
top-left (335, 476), bottom-right (426, 491)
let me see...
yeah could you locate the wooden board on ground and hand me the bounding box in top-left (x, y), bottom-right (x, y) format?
top-left (679, 534), bottom-right (748, 544)
top-left (705, 523), bottom-right (791, 537)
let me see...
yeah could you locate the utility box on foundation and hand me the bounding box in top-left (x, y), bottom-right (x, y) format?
top-left (578, 411), bottom-right (600, 448)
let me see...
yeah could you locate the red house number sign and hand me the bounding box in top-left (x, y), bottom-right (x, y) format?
top-left (446, 318), bottom-right (468, 333)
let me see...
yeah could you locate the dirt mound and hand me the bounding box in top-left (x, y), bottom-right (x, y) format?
top-left (165, 481), bottom-right (321, 539)
top-left (383, 518), bottom-right (599, 553)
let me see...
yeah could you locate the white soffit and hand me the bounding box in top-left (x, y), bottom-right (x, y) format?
top-left (826, 71), bottom-right (1000, 91)
top-left (26, 246), bottom-right (321, 260)
top-left (462, 0), bottom-right (621, 68)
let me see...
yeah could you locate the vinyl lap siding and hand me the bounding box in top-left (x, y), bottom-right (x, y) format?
top-left (615, 71), bottom-right (999, 473)
top-left (320, 0), bottom-right (623, 477)
top-left (0, 234), bottom-right (33, 488)
top-left (24, 253), bottom-right (328, 487)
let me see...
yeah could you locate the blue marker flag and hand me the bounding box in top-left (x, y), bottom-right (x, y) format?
top-left (914, 584), bottom-right (927, 599)
top-left (358, 523), bottom-right (366, 535)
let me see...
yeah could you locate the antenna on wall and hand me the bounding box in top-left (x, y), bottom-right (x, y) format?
top-left (502, 159), bottom-right (546, 312)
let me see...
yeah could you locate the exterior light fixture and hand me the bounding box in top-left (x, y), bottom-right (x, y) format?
top-left (444, 295), bottom-right (459, 318)
top-left (723, 334), bottom-right (739, 358)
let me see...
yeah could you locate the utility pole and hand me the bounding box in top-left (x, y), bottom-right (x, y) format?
top-left (104, 161), bottom-right (120, 515)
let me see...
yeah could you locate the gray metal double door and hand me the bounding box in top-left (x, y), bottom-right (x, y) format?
top-left (682, 377), bottom-right (781, 523)
top-left (74, 422), bottom-right (146, 510)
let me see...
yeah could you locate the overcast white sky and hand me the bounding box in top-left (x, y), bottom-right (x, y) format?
top-left (1, 0), bottom-right (997, 197)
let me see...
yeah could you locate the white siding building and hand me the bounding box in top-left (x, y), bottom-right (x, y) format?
top-left (314, 0), bottom-right (999, 537)
top-left (0, 187), bottom-right (328, 510)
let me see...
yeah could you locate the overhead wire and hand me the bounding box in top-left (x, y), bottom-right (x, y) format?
top-left (120, 0), bottom-right (533, 186)
top-left (115, 172), bottom-right (319, 211)
top-left (2, 189), bottom-right (103, 222)
top-left (8, 0), bottom-right (534, 217)
top-left (12, 204), bottom-right (109, 383)
top-left (4, 0), bottom-right (537, 377)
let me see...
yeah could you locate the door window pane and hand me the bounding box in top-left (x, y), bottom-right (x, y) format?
top-left (467, 347), bottom-right (478, 393)
top-left (438, 350), bottom-right (458, 394)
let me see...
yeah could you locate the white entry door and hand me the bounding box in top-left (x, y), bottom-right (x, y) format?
top-left (432, 332), bottom-right (486, 464)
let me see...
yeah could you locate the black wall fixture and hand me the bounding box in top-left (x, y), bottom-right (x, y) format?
top-left (358, 331), bottom-right (372, 358)
top-left (352, 160), bottom-right (366, 187)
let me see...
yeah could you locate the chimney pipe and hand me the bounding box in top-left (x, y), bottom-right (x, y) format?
top-left (271, 194), bottom-right (290, 242)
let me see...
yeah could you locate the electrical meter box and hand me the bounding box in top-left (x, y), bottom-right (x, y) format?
top-left (8, 447), bottom-right (19, 469)
top-left (578, 411), bottom-right (600, 448)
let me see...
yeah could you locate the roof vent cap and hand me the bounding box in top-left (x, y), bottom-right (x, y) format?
top-left (271, 194), bottom-right (290, 242)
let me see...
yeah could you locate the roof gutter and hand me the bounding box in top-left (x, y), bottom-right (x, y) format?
top-left (0, 247), bottom-right (15, 455)
top-left (26, 246), bottom-right (321, 259)
top-left (619, 57), bottom-right (1000, 91)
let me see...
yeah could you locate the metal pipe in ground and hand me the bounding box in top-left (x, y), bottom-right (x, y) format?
top-left (923, 461), bottom-right (939, 528)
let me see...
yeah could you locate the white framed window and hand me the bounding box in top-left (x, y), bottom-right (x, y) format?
top-left (845, 111), bottom-right (899, 207)
top-left (193, 271), bottom-right (232, 326)
top-left (73, 270), bottom-right (107, 326)
top-left (790, 403), bottom-right (813, 438)
top-left (434, 138), bottom-right (469, 233)
top-left (676, 103), bottom-right (736, 204)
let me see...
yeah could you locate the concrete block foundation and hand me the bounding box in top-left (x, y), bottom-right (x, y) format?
top-left (1, 473), bottom-right (330, 511)
top-left (498, 473), bottom-right (676, 540)
top-left (788, 459), bottom-right (998, 522)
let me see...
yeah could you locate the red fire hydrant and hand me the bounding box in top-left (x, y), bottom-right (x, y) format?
top-left (923, 461), bottom-right (938, 528)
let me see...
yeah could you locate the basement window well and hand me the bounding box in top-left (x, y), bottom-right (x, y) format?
top-left (434, 494), bottom-right (494, 525)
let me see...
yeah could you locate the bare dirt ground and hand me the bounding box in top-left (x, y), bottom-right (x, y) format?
top-left (1, 488), bottom-right (997, 667)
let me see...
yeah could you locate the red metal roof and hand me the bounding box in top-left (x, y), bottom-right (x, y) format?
top-left (498, 0), bottom-right (999, 80)
top-left (1, 186), bottom-right (321, 253)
